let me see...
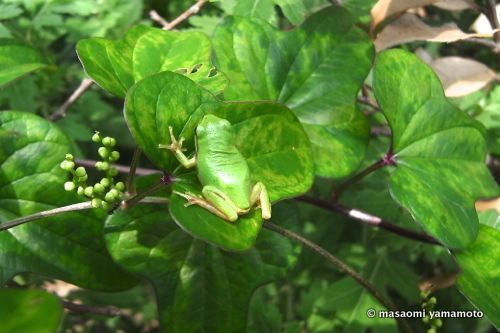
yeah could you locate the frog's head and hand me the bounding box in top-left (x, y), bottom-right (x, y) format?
top-left (196, 115), bottom-right (231, 138)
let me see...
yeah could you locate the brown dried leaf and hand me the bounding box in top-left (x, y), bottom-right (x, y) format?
top-left (430, 57), bottom-right (497, 97)
top-left (374, 13), bottom-right (498, 51)
top-left (371, 0), bottom-right (439, 29)
top-left (476, 198), bottom-right (500, 213)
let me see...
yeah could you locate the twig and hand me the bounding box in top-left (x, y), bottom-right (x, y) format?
top-left (62, 300), bottom-right (124, 317)
top-left (121, 175), bottom-right (173, 209)
top-left (263, 222), bottom-right (413, 333)
top-left (370, 126), bottom-right (391, 137)
top-left (149, 10), bottom-right (170, 28)
top-left (295, 195), bottom-right (441, 246)
top-left (74, 159), bottom-right (161, 176)
top-left (357, 96), bottom-right (380, 114)
top-left (151, 0), bottom-right (208, 30)
top-left (49, 78), bottom-right (93, 121)
top-left (0, 196), bottom-right (169, 233)
top-left (486, 0), bottom-right (500, 44)
top-left (0, 202), bottom-right (93, 232)
top-left (126, 148), bottom-right (142, 195)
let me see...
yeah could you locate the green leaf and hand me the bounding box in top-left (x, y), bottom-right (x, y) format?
top-left (455, 212), bottom-right (500, 329)
top-left (0, 288), bottom-right (62, 333)
top-left (212, 7), bottom-right (373, 178)
top-left (0, 111), bottom-right (137, 289)
top-left (76, 25), bottom-right (151, 98)
top-left (373, 49), bottom-right (498, 249)
top-left (0, 39), bottom-right (47, 87)
top-left (105, 203), bottom-right (298, 332)
top-left (125, 71), bottom-right (313, 249)
top-left (77, 26), bottom-right (226, 98)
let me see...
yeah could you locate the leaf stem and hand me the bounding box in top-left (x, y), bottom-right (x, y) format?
top-left (332, 154), bottom-right (394, 201)
top-left (296, 195), bottom-right (441, 246)
top-left (121, 174), bottom-right (174, 209)
top-left (126, 148), bottom-right (142, 195)
top-left (263, 222), bottom-right (413, 333)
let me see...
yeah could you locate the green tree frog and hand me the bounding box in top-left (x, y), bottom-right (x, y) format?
top-left (159, 114), bottom-right (271, 222)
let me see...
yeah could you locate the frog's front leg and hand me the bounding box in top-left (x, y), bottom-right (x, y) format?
top-left (174, 185), bottom-right (240, 222)
top-left (250, 182), bottom-right (271, 220)
top-left (158, 126), bottom-right (196, 168)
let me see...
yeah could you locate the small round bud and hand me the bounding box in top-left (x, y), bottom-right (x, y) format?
top-left (65, 153), bottom-right (74, 161)
top-left (102, 137), bottom-right (113, 146)
top-left (98, 147), bottom-right (109, 159)
top-left (78, 175), bottom-right (88, 182)
top-left (110, 151), bottom-right (120, 161)
top-left (100, 178), bottom-right (111, 187)
top-left (104, 191), bottom-right (116, 202)
top-left (101, 201), bottom-right (110, 210)
top-left (91, 198), bottom-right (102, 208)
top-left (77, 186), bottom-right (84, 196)
top-left (428, 297), bottom-right (437, 305)
top-left (84, 186), bottom-right (94, 197)
top-left (423, 317), bottom-right (429, 324)
top-left (108, 167), bottom-right (118, 177)
top-left (60, 160), bottom-right (75, 171)
top-left (75, 166), bottom-right (87, 177)
top-left (114, 182), bottom-right (125, 191)
top-left (93, 183), bottom-right (105, 194)
top-left (92, 132), bottom-right (101, 143)
top-left (95, 161), bottom-right (102, 169)
top-left (109, 138), bottom-right (116, 146)
top-left (100, 161), bottom-right (110, 171)
top-left (64, 182), bottom-right (76, 191)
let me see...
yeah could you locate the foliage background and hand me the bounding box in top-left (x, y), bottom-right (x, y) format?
top-left (0, 0), bottom-right (499, 332)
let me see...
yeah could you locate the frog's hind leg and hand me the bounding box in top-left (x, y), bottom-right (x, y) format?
top-left (173, 191), bottom-right (229, 221)
top-left (201, 186), bottom-right (239, 222)
top-left (250, 182), bottom-right (271, 220)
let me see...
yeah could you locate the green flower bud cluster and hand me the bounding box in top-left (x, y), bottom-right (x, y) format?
top-left (61, 132), bottom-right (125, 210)
top-left (420, 292), bottom-right (442, 333)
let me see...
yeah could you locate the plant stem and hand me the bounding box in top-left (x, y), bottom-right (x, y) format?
top-left (0, 202), bottom-right (93, 232)
top-left (126, 148), bottom-right (142, 195)
top-left (49, 78), bottom-right (93, 121)
top-left (296, 195), bottom-right (441, 246)
top-left (121, 174), bottom-right (173, 209)
top-left (150, 0), bottom-right (208, 30)
top-left (62, 300), bottom-right (123, 317)
top-left (332, 156), bottom-right (391, 201)
top-left (75, 158), bottom-right (161, 176)
top-left (263, 222), bottom-right (413, 333)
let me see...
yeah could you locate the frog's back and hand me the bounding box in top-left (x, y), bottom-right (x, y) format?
top-left (196, 115), bottom-right (252, 207)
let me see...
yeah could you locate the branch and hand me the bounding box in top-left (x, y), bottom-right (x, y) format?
top-left (49, 78), bottom-right (93, 121)
top-left (62, 300), bottom-right (124, 317)
top-left (74, 158), bottom-right (161, 176)
top-left (296, 195), bottom-right (441, 246)
top-left (485, 0), bottom-right (500, 44)
top-left (263, 222), bottom-right (413, 333)
top-left (126, 148), bottom-right (142, 195)
top-left (150, 0), bottom-right (208, 30)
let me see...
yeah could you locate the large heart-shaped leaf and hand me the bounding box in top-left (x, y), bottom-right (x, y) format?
top-left (0, 288), bottom-right (62, 333)
top-left (124, 71), bottom-right (313, 249)
top-left (105, 203), bottom-right (298, 333)
top-left (373, 50), bottom-right (498, 249)
top-left (77, 26), bottom-right (226, 98)
top-left (0, 39), bottom-right (47, 87)
top-left (0, 111), bottom-right (137, 289)
top-left (455, 212), bottom-right (500, 329)
top-left (212, 6), bottom-right (373, 178)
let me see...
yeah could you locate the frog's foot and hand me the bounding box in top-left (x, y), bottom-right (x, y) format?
top-left (173, 191), bottom-right (230, 221)
top-left (158, 126), bottom-right (186, 152)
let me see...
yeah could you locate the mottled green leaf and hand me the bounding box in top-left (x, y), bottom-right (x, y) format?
top-left (455, 212), bottom-right (500, 329)
top-left (212, 7), bottom-right (373, 178)
top-left (0, 111), bottom-right (137, 289)
top-left (105, 203), bottom-right (298, 333)
top-left (125, 71), bottom-right (313, 249)
top-left (373, 50), bottom-right (498, 249)
top-left (77, 25), bottom-right (226, 98)
top-left (0, 288), bottom-right (62, 333)
top-left (0, 39), bottom-right (47, 87)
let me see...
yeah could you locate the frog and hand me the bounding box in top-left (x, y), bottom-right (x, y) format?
top-left (159, 114), bottom-right (271, 222)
